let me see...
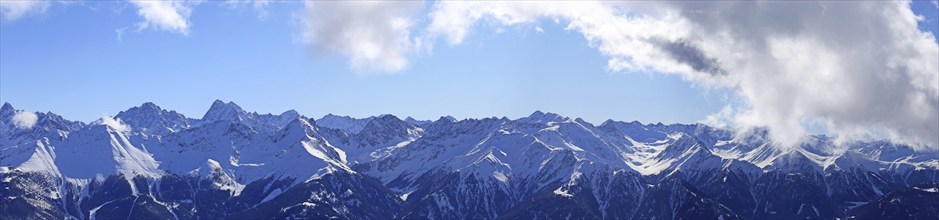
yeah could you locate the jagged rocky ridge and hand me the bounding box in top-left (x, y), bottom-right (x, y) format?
top-left (1, 101), bottom-right (937, 219)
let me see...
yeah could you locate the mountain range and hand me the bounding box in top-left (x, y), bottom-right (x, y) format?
top-left (1, 100), bottom-right (937, 219)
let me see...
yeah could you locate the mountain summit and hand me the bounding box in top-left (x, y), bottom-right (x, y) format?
top-left (203, 99), bottom-right (249, 122)
top-left (116, 102), bottom-right (192, 135)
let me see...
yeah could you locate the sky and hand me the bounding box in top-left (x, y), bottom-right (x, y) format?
top-left (1, 1), bottom-right (938, 149)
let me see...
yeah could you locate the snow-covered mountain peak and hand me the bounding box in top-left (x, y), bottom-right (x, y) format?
top-left (373, 114), bottom-right (401, 121)
top-left (0, 102), bottom-right (14, 115)
top-left (316, 114), bottom-right (374, 134)
top-left (404, 116), bottom-right (431, 126)
top-left (529, 110), bottom-right (547, 117)
top-left (351, 114), bottom-right (420, 150)
top-left (199, 100), bottom-right (299, 131)
top-left (280, 117), bottom-right (319, 137)
top-left (363, 114), bottom-right (407, 129)
top-left (665, 132), bottom-right (708, 151)
top-left (280, 109), bottom-right (300, 119)
top-left (14, 112), bottom-right (85, 135)
top-left (139, 102), bottom-right (160, 111)
top-left (521, 110), bottom-right (569, 124)
top-left (599, 120), bottom-right (668, 143)
top-left (121, 102), bottom-right (165, 118)
top-left (203, 99), bottom-right (247, 121)
top-left (115, 102), bottom-right (191, 135)
top-left (854, 140), bottom-right (924, 162)
top-left (0, 103), bottom-right (17, 131)
top-left (258, 118), bottom-right (354, 180)
top-left (411, 115), bottom-right (462, 132)
top-left (441, 115), bottom-right (458, 122)
top-left (765, 148), bottom-right (828, 173)
top-left (827, 150), bottom-right (884, 172)
top-left (573, 118), bottom-right (592, 125)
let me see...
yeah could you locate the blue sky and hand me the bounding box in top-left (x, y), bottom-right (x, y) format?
top-left (0, 1), bottom-right (731, 124)
top-left (1, 1), bottom-right (937, 147)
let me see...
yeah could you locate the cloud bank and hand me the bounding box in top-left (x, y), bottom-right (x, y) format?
top-left (12, 111), bottom-right (38, 129)
top-left (305, 1), bottom-right (938, 149)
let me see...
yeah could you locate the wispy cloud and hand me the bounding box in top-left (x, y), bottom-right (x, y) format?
top-left (0, 0), bottom-right (51, 21)
top-left (115, 27), bottom-right (127, 41)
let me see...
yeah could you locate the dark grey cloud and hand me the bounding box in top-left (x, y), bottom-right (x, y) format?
top-left (654, 39), bottom-right (726, 76)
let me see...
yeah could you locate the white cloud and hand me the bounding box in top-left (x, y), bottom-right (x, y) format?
top-left (12, 111), bottom-right (38, 129)
top-left (0, 0), bottom-right (51, 21)
top-left (668, 1), bottom-right (938, 149)
top-left (2, 0), bottom-right (201, 36)
top-left (129, 0), bottom-right (202, 35)
top-left (100, 115), bottom-right (131, 133)
top-left (424, 2), bottom-right (704, 77)
top-left (535, 26), bottom-right (544, 33)
top-left (115, 27), bottom-right (127, 41)
top-left (224, 0), bottom-right (271, 19)
top-left (297, 1), bottom-right (423, 73)
top-left (420, 1), bottom-right (939, 150)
